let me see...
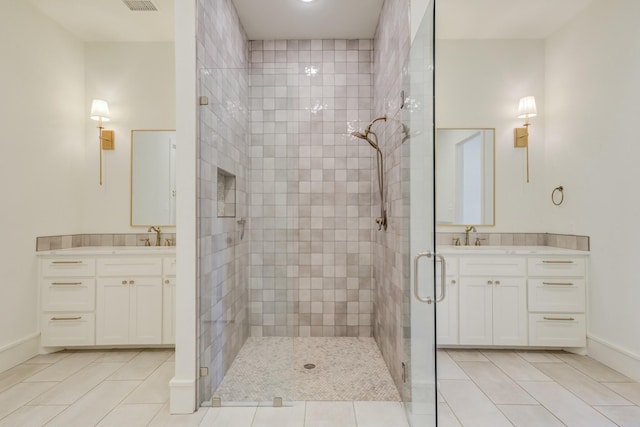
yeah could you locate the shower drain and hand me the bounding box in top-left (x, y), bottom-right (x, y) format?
top-left (303, 363), bottom-right (316, 370)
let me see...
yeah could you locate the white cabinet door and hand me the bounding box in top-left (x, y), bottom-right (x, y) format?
top-left (96, 278), bottom-right (130, 345)
top-left (459, 278), bottom-right (492, 345)
top-left (437, 277), bottom-right (458, 345)
top-left (493, 278), bottom-right (528, 346)
top-left (97, 277), bottom-right (162, 345)
top-left (163, 278), bottom-right (176, 344)
top-left (130, 277), bottom-right (162, 344)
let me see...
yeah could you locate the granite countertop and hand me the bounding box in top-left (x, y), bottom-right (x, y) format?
top-left (36, 246), bottom-right (176, 256)
top-left (438, 245), bottom-right (589, 256)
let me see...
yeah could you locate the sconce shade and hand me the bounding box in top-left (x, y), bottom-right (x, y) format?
top-left (90, 99), bottom-right (110, 122)
top-left (517, 96), bottom-right (537, 119)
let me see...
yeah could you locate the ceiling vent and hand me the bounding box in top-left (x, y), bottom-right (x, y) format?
top-left (122, 0), bottom-right (158, 11)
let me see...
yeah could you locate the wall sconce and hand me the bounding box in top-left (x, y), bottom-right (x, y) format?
top-left (90, 99), bottom-right (114, 186)
top-left (514, 95), bottom-right (537, 183)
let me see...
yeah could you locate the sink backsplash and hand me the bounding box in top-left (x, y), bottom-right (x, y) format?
top-left (436, 232), bottom-right (590, 251)
top-left (38, 232), bottom-right (588, 252)
top-left (36, 233), bottom-right (177, 251)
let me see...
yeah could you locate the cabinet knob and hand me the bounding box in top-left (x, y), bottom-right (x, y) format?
top-left (487, 280), bottom-right (493, 285)
top-left (165, 279), bottom-right (170, 284)
top-left (495, 280), bottom-right (501, 285)
top-left (451, 280), bottom-right (456, 285)
top-left (129, 280), bottom-right (135, 285)
top-left (122, 280), bottom-right (127, 285)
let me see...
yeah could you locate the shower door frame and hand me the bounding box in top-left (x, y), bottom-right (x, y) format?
top-left (401, 0), bottom-right (440, 426)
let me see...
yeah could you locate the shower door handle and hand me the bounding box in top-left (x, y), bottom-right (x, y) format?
top-left (414, 252), bottom-right (447, 304)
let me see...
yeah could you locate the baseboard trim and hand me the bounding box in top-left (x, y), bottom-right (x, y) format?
top-left (169, 377), bottom-right (197, 414)
top-left (0, 333), bottom-right (40, 373)
top-left (587, 334), bottom-right (640, 382)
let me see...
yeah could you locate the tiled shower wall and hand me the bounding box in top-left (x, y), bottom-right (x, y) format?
top-left (248, 39), bottom-right (376, 337)
top-left (372, 0), bottom-right (412, 392)
top-left (196, 0), bottom-right (250, 404)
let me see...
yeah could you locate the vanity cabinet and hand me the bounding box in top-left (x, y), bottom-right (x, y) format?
top-left (439, 248), bottom-right (588, 349)
top-left (96, 258), bottom-right (163, 345)
top-left (162, 257), bottom-right (176, 344)
top-left (40, 258), bottom-right (96, 346)
top-left (458, 257), bottom-right (528, 346)
top-left (436, 257), bottom-right (459, 345)
top-left (527, 257), bottom-right (586, 347)
top-left (38, 249), bottom-right (176, 348)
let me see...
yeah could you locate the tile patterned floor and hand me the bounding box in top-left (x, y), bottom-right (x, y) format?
top-left (438, 349), bottom-right (640, 427)
top-left (1, 347), bottom-right (640, 426)
top-left (214, 337), bottom-right (400, 402)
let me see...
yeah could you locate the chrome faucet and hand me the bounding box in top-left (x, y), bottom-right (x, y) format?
top-left (464, 225), bottom-right (476, 246)
top-left (148, 226), bottom-right (161, 246)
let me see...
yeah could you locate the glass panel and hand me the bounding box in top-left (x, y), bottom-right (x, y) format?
top-left (402, 1), bottom-right (437, 426)
top-left (197, 67), bottom-right (294, 406)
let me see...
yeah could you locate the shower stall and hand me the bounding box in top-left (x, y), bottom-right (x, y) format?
top-left (195, 1), bottom-right (438, 425)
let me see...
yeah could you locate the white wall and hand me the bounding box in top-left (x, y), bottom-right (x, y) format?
top-left (171, 0), bottom-right (197, 413)
top-left (0, 1), bottom-right (85, 369)
top-left (83, 42), bottom-right (176, 233)
top-left (436, 39), bottom-right (546, 231)
top-left (545, 0), bottom-right (640, 377)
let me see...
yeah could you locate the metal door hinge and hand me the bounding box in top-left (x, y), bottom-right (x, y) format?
top-left (402, 362), bottom-right (407, 383)
top-left (200, 367), bottom-right (208, 377)
top-left (199, 96), bottom-right (209, 105)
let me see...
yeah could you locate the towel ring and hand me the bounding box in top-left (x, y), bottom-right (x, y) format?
top-left (552, 186), bottom-right (564, 206)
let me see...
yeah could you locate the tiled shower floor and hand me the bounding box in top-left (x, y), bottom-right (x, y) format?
top-left (213, 337), bottom-right (401, 402)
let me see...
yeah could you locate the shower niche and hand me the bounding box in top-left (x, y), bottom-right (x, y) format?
top-left (217, 168), bottom-right (236, 218)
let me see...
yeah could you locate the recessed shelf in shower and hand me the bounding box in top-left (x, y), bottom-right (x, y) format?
top-left (217, 168), bottom-right (236, 218)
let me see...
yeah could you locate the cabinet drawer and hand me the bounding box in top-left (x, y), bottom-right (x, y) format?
top-left (41, 313), bottom-right (95, 346)
top-left (163, 257), bottom-right (177, 276)
top-left (528, 258), bottom-right (586, 277)
top-left (42, 259), bottom-right (95, 277)
top-left (42, 279), bottom-right (95, 312)
top-left (528, 313), bottom-right (585, 347)
top-left (97, 257), bottom-right (162, 276)
top-left (460, 257), bottom-right (526, 276)
top-left (528, 279), bottom-right (585, 313)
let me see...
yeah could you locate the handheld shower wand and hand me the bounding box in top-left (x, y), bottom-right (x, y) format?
top-left (351, 116), bottom-right (388, 231)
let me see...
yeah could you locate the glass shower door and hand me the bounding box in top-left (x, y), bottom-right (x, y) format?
top-left (402, 1), bottom-right (439, 426)
top-left (197, 67), bottom-right (295, 407)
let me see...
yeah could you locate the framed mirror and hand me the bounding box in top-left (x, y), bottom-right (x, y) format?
top-left (130, 130), bottom-right (176, 226)
top-left (436, 128), bottom-right (495, 226)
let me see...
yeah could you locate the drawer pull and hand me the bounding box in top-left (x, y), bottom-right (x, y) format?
top-left (542, 260), bottom-right (574, 264)
top-left (542, 282), bottom-right (574, 286)
top-left (51, 282), bottom-right (82, 286)
top-left (543, 316), bottom-right (575, 321)
top-left (51, 316), bottom-right (82, 321)
top-left (51, 261), bottom-right (83, 265)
